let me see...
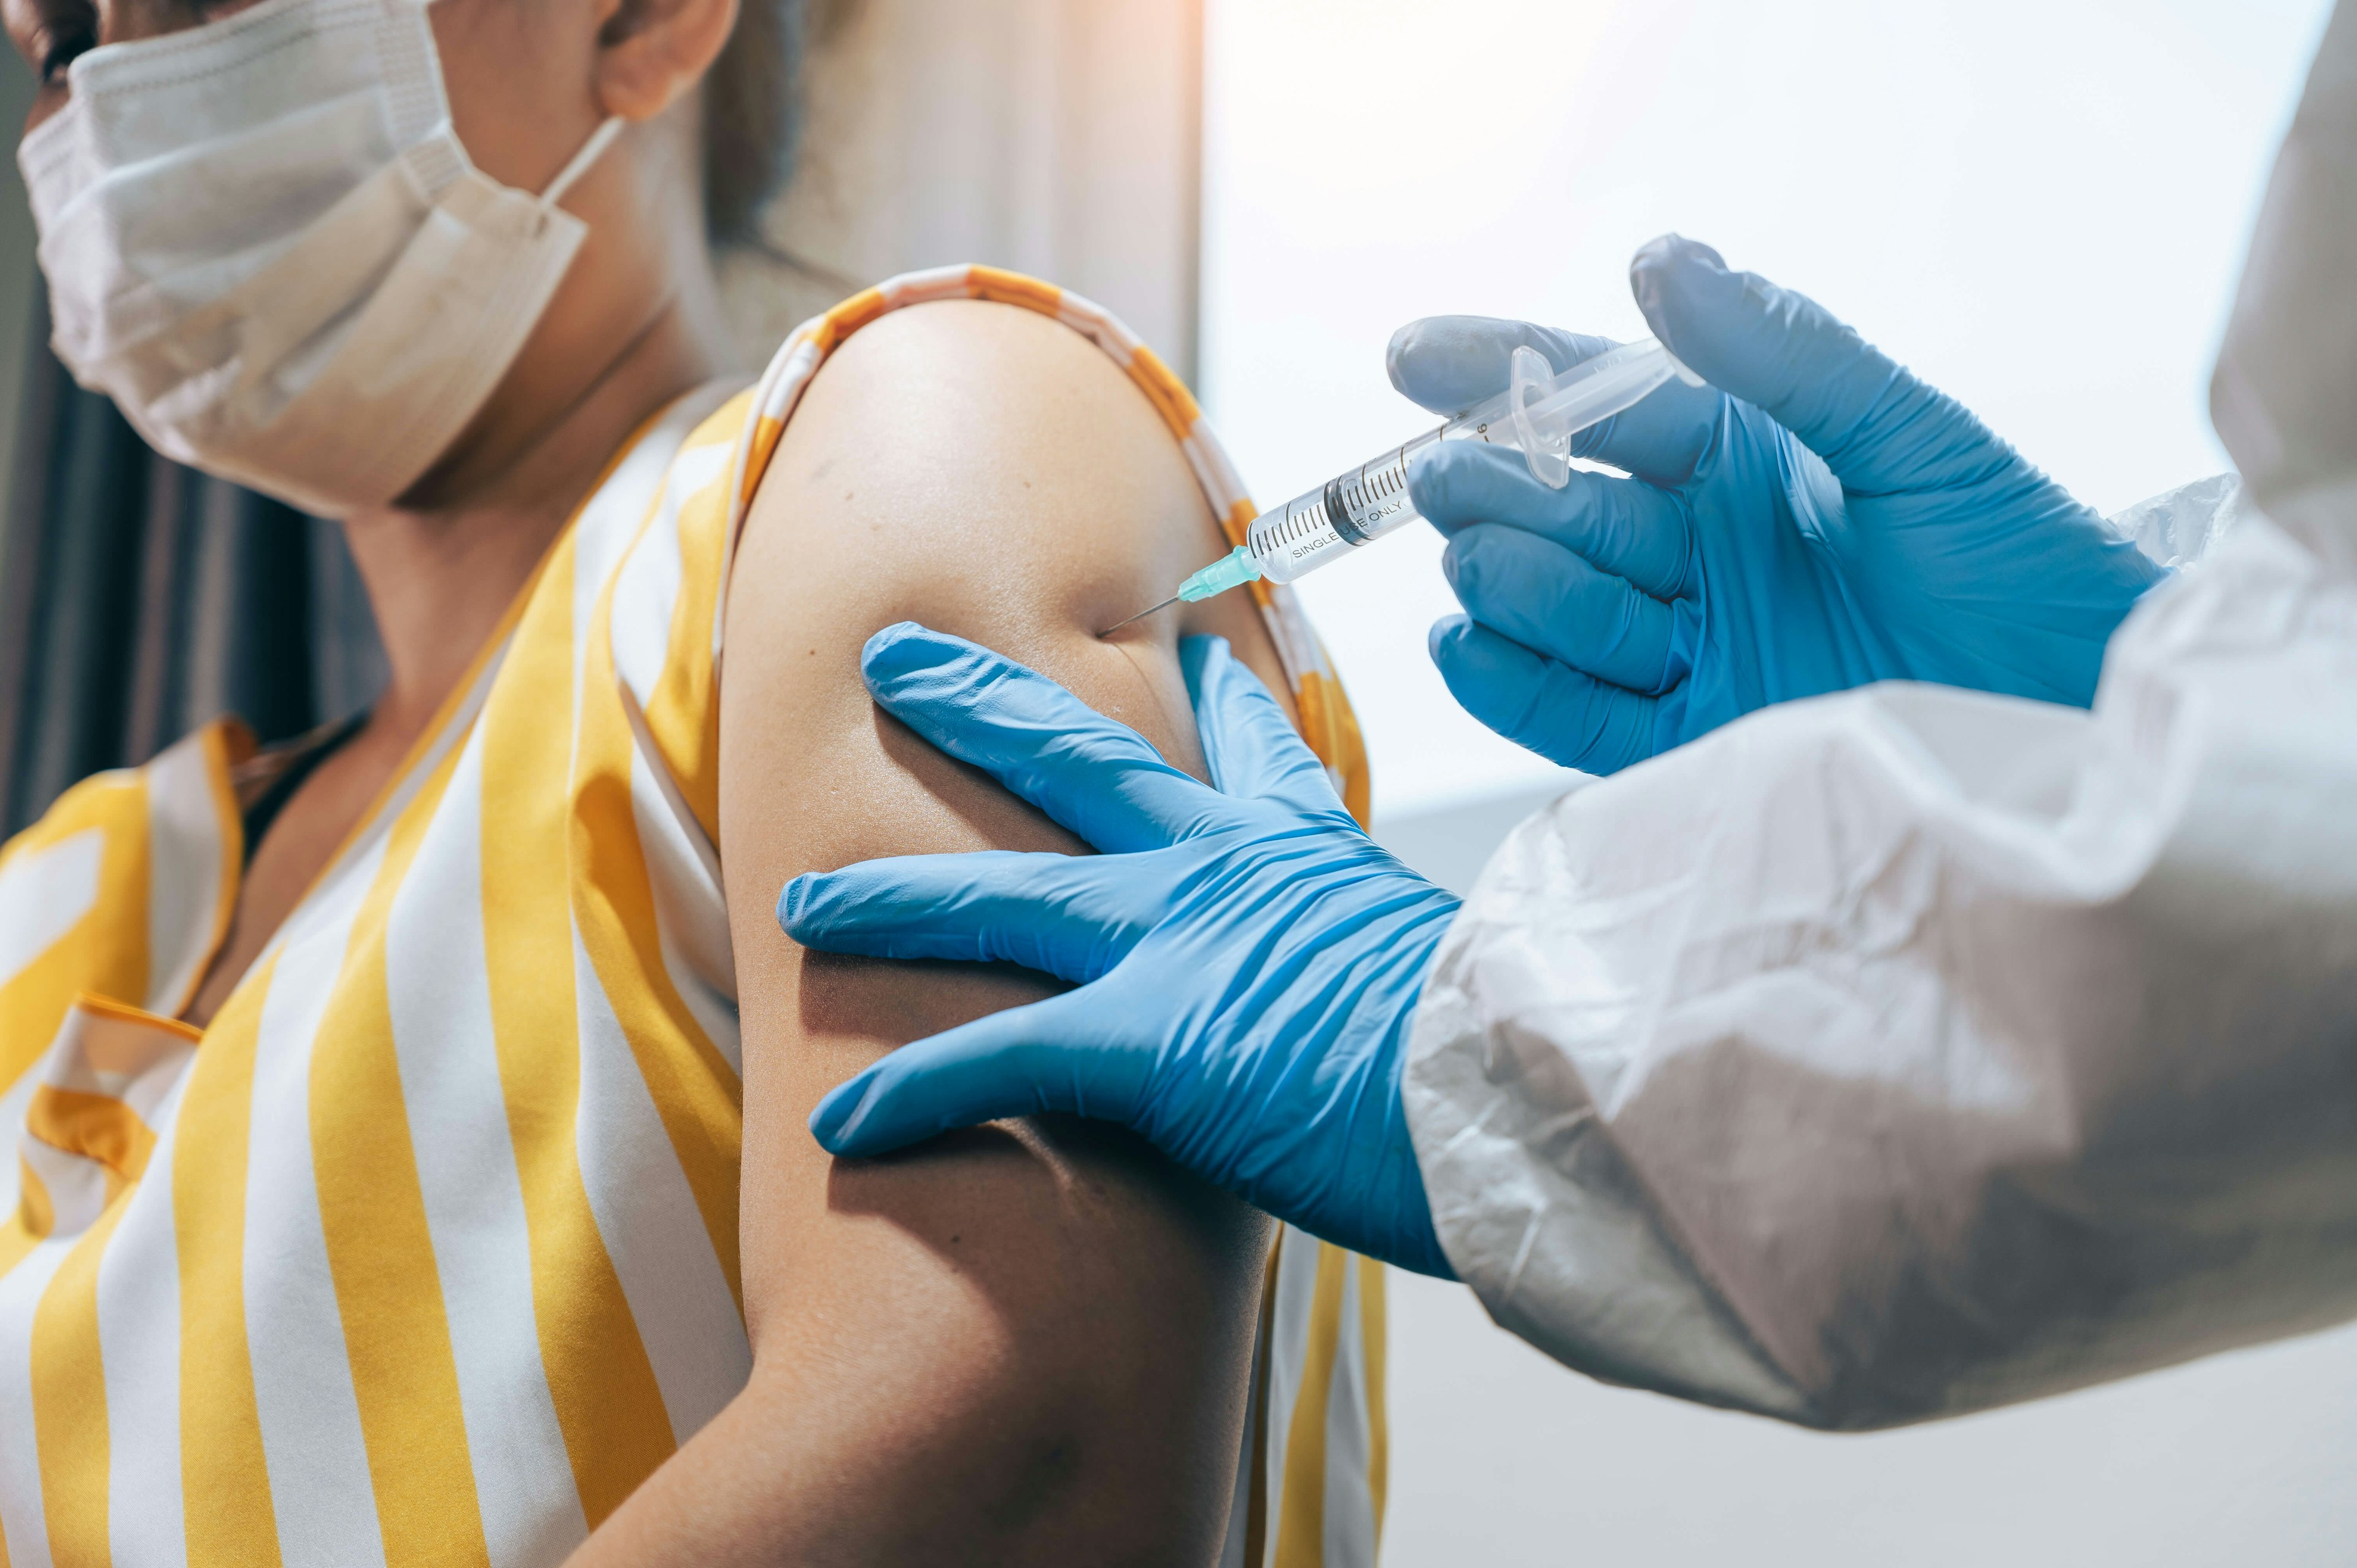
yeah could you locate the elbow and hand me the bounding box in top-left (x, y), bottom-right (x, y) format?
top-left (970, 1405), bottom-right (1223, 1568)
top-left (763, 1351), bottom-right (1242, 1567)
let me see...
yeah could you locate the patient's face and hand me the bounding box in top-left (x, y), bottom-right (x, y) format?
top-left (5, 0), bottom-right (608, 199)
top-left (2, 0), bottom-right (718, 509)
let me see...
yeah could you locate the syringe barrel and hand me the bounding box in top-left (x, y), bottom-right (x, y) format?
top-left (1243, 337), bottom-right (1697, 590)
top-left (1247, 429), bottom-right (1442, 584)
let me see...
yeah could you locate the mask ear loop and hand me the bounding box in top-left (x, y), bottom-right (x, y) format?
top-left (536, 115), bottom-right (625, 225)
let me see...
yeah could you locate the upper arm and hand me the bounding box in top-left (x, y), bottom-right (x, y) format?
top-left (651, 301), bottom-right (1287, 1563)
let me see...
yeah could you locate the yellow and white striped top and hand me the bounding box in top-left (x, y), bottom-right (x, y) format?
top-left (0, 267), bottom-right (1385, 1568)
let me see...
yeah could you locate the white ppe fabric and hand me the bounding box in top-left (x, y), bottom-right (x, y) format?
top-left (18, 0), bottom-right (616, 517)
top-left (1402, 1), bottom-right (2357, 1429)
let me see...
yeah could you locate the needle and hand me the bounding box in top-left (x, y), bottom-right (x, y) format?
top-left (1094, 547), bottom-right (1264, 637)
top-left (1097, 593), bottom-right (1180, 637)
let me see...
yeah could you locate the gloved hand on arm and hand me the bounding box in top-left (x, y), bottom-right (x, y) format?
top-left (781, 622), bottom-right (1462, 1278)
top-left (1394, 234), bottom-right (2168, 773)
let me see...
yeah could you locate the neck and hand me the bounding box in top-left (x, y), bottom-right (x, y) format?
top-left (338, 294), bottom-right (728, 748)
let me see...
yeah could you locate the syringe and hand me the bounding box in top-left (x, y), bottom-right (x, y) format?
top-left (1102, 337), bottom-right (1703, 634)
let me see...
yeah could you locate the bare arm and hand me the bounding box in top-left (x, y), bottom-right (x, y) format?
top-left (573, 300), bottom-right (1296, 1564)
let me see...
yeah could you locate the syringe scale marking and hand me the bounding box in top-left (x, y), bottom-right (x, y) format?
top-left (1096, 336), bottom-right (1701, 635)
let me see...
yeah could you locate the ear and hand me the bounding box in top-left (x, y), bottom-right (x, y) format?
top-left (593, 0), bottom-right (740, 122)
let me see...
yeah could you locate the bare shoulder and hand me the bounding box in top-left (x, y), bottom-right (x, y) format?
top-left (697, 297), bottom-right (1282, 1562)
top-left (720, 293), bottom-right (1297, 1070)
top-left (729, 296), bottom-right (1293, 744)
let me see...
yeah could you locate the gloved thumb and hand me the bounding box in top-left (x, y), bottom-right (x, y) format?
top-left (1630, 234), bottom-right (2010, 495)
top-left (1182, 634), bottom-right (1345, 816)
top-left (1388, 314), bottom-right (1720, 485)
top-left (1386, 315), bottom-right (1620, 415)
top-left (809, 992), bottom-right (1148, 1157)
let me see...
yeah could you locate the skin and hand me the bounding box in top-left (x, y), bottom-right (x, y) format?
top-left (581, 299), bottom-right (1294, 1566)
top-left (10, 0), bottom-right (1295, 1559)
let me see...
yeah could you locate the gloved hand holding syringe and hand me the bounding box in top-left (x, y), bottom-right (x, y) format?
top-left (1101, 336), bottom-right (1704, 633)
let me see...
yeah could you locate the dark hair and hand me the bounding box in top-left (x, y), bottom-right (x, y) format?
top-left (702, 0), bottom-right (854, 244)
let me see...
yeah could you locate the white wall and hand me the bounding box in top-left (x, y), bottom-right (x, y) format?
top-left (1381, 1261), bottom-right (2357, 1567)
top-left (1368, 787), bottom-right (2357, 1568)
top-left (739, 0), bottom-right (1206, 379)
top-left (1202, 0), bottom-right (2333, 821)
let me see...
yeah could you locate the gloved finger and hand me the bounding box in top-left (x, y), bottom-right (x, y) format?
top-left (1428, 615), bottom-right (1659, 776)
top-left (1630, 234), bottom-right (2008, 496)
top-left (1180, 635), bottom-right (1349, 819)
top-left (809, 991), bottom-right (1150, 1157)
top-left (1385, 314), bottom-right (1722, 487)
top-left (1409, 442), bottom-right (1693, 600)
top-left (1387, 315), bottom-right (1620, 414)
top-left (1442, 525), bottom-right (1681, 695)
top-left (862, 622), bottom-right (1211, 854)
top-left (779, 848), bottom-right (1167, 983)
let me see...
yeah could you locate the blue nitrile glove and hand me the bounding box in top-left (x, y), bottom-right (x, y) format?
top-left (1392, 234), bottom-right (2168, 774)
top-left (780, 622), bottom-right (1461, 1278)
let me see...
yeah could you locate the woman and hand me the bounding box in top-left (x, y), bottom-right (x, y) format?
top-left (0, 0), bottom-right (1384, 1561)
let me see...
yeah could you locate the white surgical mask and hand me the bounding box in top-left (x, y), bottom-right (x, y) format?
top-left (17, 0), bottom-right (622, 517)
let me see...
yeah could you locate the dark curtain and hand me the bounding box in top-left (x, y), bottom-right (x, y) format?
top-left (0, 296), bottom-right (387, 837)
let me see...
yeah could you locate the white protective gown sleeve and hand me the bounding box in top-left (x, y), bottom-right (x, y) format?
top-left (1402, 1), bottom-right (2357, 1431)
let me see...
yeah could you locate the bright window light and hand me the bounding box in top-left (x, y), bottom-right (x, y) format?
top-left (1202, 0), bottom-right (2331, 819)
